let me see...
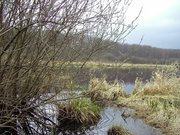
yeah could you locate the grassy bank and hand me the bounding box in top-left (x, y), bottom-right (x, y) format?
top-left (72, 61), bottom-right (170, 70)
top-left (56, 62), bottom-right (180, 134)
top-left (42, 60), bottom-right (178, 71)
top-left (84, 64), bottom-right (180, 134)
top-left (117, 65), bottom-right (180, 135)
top-left (57, 98), bottom-right (101, 132)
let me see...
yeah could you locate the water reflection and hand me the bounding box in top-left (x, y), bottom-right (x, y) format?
top-left (73, 67), bottom-right (153, 85)
top-left (87, 107), bottom-right (163, 135)
top-left (124, 83), bottom-right (134, 94)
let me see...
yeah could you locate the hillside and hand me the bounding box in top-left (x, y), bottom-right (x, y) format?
top-left (91, 43), bottom-right (180, 64)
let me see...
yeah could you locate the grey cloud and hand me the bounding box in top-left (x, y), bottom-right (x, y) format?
top-left (126, 24), bottom-right (180, 49)
top-left (125, 2), bottom-right (180, 50)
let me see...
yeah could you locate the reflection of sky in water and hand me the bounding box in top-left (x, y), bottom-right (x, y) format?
top-left (124, 83), bottom-right (134, 94)
top-left (87, 107), bottom-right (163, 135)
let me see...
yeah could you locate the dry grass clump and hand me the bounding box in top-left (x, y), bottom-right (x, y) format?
top-left (142, 65), bottom-right (180, 96)
top-left (107, 125), bottom-right (133, 135)
top-left (118, 94), bottom-right (180, 134)
top-left (57, 98), bottom-right (101, 131)
top-left (132, 77), bottom-right (143, 95)
top-left (120, 64), bottom-right (180, 135)
top-left (86, 77), bottom-right (125, 101)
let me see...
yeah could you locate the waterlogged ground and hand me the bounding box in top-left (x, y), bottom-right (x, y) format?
top-left (49, 83), bottom-right (165, 135)
top-left (86, 106), bottom-right (164, 135)
top-left (57, 64), bottom-right (179, 135)
top-left (42, 92), bottom-right (164, 135)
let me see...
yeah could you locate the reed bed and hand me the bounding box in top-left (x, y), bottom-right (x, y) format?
top-left (118, 64), bottom-right (180, 135)
top-left (86, 77), bottom-right (125, 101)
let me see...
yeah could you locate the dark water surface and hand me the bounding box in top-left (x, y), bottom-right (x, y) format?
top-left (72, 67), bottom-right (153, 85)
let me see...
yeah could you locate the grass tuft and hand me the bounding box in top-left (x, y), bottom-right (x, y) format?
top-left (107, 125), bottom-right (133, 135)
top-left (142, 65), bottom-right (180, 96)
top-left (57, 98), bottom-right (101, 131)
top-left (86, 77), bottom-right (125, 101)
top-left (132, 77), bottom-right (143, 95)
top-left (118, 64), bottom-right (180, 135)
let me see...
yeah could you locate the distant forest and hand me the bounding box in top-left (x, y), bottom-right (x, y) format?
top-left (90, 42), bottom-right (180, 64)
top-left (40, 34), bottom-right (179, 64)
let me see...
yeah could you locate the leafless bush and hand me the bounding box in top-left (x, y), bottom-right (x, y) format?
top-left (0, 0), bottom-right (139, 134)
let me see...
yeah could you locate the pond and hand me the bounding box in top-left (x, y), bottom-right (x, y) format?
top-left (54, 90), bottom-right (164, 135)
top-left (56, 104), bottom-right (164, 135)
top-left (46, 67), bottom-right (166, 135)
top-left (42, 92), bottom-right (164, 135)
top-left (55, 80), bottom-right (164, 135)
top-left (72, 67), bottom-right (154, 85)
top-left (87, 106), bottom-right (164, 135)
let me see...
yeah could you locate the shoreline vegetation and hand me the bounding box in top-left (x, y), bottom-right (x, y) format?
top-left (84, 63), bottom-right (180, 135)
top-left (57, 98), bottom-right (101, 133)
top-left (46, 61), bottom-right (179, 70)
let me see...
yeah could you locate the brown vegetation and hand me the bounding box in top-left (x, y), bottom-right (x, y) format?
top-left (0, 0), bottom-right (139, 134)
top-left (118, 64), bottom-right (180, 135)
top-left (108, 125), bottom-right (133, 135)
top-left (57, 99), bottom-right (101, 131)
top-left (86, 77), bottom-right (125, 101)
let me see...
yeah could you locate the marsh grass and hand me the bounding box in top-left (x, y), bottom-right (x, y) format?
top-left (132, 77), bottom-right (143, 95)
top-left (142, 65), bottom-right (180, 96)
top-left (118, 64), bottom-right (180, 135)
top-left (86, 77), bottom-right (125, 101)
top-left (70, 61), bottom-right (167, 70)
top-left (57, 98), bottom-right (101, 131)
top-left (107, 125), bottom-right (133, 135)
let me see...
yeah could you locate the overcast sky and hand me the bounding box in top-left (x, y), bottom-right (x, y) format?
top-left (125, 0), bottom-right (180, 49)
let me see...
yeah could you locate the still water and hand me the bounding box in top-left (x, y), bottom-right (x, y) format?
top-left (86, 106), bottom-right (163, 135)
top-left (124, 83), bottom-right (134, 94)
top-left (57, 83), bottom-right (164, 135)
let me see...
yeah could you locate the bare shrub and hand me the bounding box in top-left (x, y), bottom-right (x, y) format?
top-left (0, 0), bottom-right (138, 134)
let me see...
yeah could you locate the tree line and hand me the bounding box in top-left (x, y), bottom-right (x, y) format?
top-left (90, 42), bottom-right (180, 64)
